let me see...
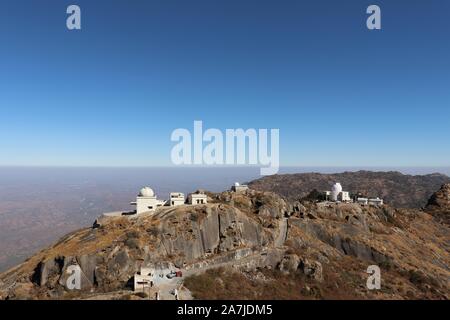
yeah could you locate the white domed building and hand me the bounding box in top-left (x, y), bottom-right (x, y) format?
top-left (330, 182), bottom-right (343, 201)
top-left (139, 187), bottom-right (155, 197)
top-left (324, 182), bottom-right (351, 202)
top-left (131, 186), bottom-right (166, 214)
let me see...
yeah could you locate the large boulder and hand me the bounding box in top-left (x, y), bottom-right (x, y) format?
top-left (426, 184), bottom-right (450, 211)
top-left (426, 184), bottom-right (450, 225)
top-left (32, 257), bottom-right (65, 287)
top-left (299, 258), bottom-right (323, 282)
top-left (277, 254), bottom-right (300, 273)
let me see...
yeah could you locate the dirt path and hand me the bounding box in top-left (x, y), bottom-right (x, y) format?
top-left (158, 249), bottom-right (268, 300)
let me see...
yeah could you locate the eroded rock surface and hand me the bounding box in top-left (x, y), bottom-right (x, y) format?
top-left (0, 187), bottom-right (449, 300)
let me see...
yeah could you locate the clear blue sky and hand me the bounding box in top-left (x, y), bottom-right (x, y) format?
top-left (0, 0), bottom-right (449, 167)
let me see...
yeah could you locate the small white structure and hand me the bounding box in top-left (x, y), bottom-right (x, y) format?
top-left (169, 192), bottom-right (185, 206)
top-left (357, 197), bottom-right (369, 205)
top-left (134, 267), bottom-right (155, 292)
top-left (339, 191), bottom-right (351, 202)
top-left (369, 197), bottom-right (384, 206)
top-left (324, 183), bottom-right (351, 202)
top-left (231, 182), bottom-right (249, 193)
top-left (188, 191), bottom-right (207, 205)
top-left (131, 187), bottom-right (165, 214)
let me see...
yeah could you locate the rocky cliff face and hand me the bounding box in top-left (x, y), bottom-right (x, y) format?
top-left (426, 184), bottom-right (450, 225)
top-left (0, 187), bottom-right (449, 300)
top-left (426, 184), bottom-right (450, 210)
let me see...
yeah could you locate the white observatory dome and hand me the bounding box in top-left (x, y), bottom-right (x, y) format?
top-left (330, 182), bottom-right (343, 201)
top-left (234, 182), bottom-right (240, 187)
top-left (139, 187), bottom-right (155, 197)
top-left (331, 183), bottom-right (343, 194)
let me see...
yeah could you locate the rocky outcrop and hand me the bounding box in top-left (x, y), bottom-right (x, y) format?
top-left (426, 184), bottom-right (450, 210)
top-left (31, 254), bottom-right (98, 294)
top-left (0, 189), bottom-right (291, 299)
top-left (277, 254), bottom-right (300, 273)
top-left (154, 203), bottom-right (275, 264)
top-left (299, 258), bottom-right (323, 282)
top-left (426, 184), bottom-right (450, 225)
top-left (0, 185), bottom-right (449, 300)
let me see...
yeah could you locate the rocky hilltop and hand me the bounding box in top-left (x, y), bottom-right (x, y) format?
top-left (0, 185), bottom-right (449, 300)
top-left (248, 171), bottom-right (450, 208)
top-left (426, 184), bottom-right (450, 226)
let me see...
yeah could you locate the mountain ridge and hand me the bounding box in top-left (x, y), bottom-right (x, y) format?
top-left (248, 170), bottom-right (450, 208)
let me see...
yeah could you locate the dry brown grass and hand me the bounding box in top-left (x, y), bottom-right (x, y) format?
top-left (184, 266), bottom-right (362, 300)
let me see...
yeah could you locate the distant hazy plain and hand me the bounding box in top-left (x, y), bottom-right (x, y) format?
top-left (0, 166), bottom-right (449, 272)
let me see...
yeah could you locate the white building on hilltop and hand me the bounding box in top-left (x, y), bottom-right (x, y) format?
top-left (356, 197), bottom-right (369, 205)
top-left (231, 182), bottom-right (249, 193)
top-left (131, 187), bottom-right (166, 214)
top-left (356, 197), bottom-right (384, 206)
top-left (102, 186), bottom-right (213, 220)
top-left (324, 183), bottom-right (351, 202)
top-left (188, 191), bottom-right (208, 205)
top-left (368, 197), bottom-right (384, 206)
top-left (169, 192), bottom-right (185, 206)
